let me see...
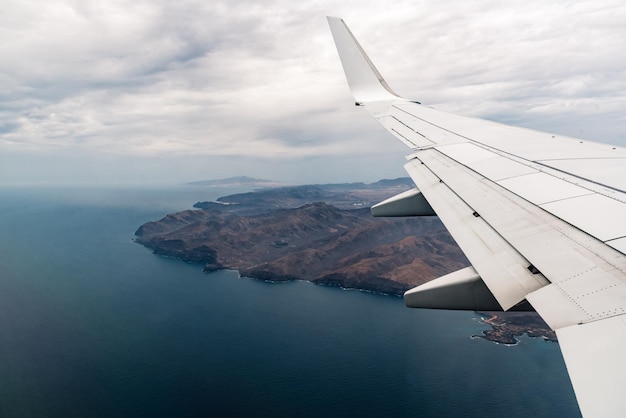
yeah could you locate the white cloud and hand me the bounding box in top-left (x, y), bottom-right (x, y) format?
top-left (1, 0), bottom-right (625, 185)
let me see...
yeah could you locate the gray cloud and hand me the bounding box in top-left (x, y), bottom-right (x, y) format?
top-left (1, 0), bottom-right (625, 185)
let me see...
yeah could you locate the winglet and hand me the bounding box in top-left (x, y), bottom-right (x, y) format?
top-left (327, 17), bottom-right (403, 104)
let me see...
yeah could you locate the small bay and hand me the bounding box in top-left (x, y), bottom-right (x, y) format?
top-left (0, 186), bottom-right (580, 417)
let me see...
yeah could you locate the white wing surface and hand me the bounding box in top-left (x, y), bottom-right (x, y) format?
top-left (328, 16), bottom-right (626, 418)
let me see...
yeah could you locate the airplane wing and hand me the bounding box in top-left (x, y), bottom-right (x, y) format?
top-left (327, 16), bottom-right (626, 418)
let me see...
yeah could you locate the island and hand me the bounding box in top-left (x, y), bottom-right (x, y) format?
top-left (187, 176), bottom-right (283, 188)
top-left (135, 177), bottom-right (555, 344)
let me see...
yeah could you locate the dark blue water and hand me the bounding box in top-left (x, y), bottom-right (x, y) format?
top-left (0, 186), bottom-right (580, 417)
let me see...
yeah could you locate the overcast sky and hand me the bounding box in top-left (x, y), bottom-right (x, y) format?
top-left (1, 0), bottom-right (625, 186)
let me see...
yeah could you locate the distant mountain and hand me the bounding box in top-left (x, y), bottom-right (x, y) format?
top-left (187, 176), bottom-right (283, 188)
top-left (193, 177), bottom-right (416, 213)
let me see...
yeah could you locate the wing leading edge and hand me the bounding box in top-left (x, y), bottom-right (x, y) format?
top-left (327, 16), bottom-right (626, 417)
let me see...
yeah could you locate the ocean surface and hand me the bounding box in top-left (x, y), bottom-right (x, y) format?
top-left (0, 186), bottom-right (580, 417)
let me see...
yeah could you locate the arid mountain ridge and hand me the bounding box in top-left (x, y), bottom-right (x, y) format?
top-left (135, 178), bottom-right (469, 295)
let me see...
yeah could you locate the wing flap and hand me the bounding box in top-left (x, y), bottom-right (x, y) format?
top-left (404, 156), bottom-right (548, 310)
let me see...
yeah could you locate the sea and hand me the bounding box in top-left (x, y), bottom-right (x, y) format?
top-left (0, 186), bottom-right (581, 418)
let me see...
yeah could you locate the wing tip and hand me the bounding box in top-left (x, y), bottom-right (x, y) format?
top-left (327, 17), bottom-right (402, 103)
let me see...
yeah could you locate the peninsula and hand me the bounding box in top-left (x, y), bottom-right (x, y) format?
top-left (135, 178), bottom-right (554, 344)
top-left (136, 178), bottom-right (467, 294)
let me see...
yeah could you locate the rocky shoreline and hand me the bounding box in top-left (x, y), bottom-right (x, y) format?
top-left (474, 312), bottom-right (557, 345)
top-left (135, 179), bottom-right (470, 295)
top-left (135, 201), bottom-right (468, 295)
